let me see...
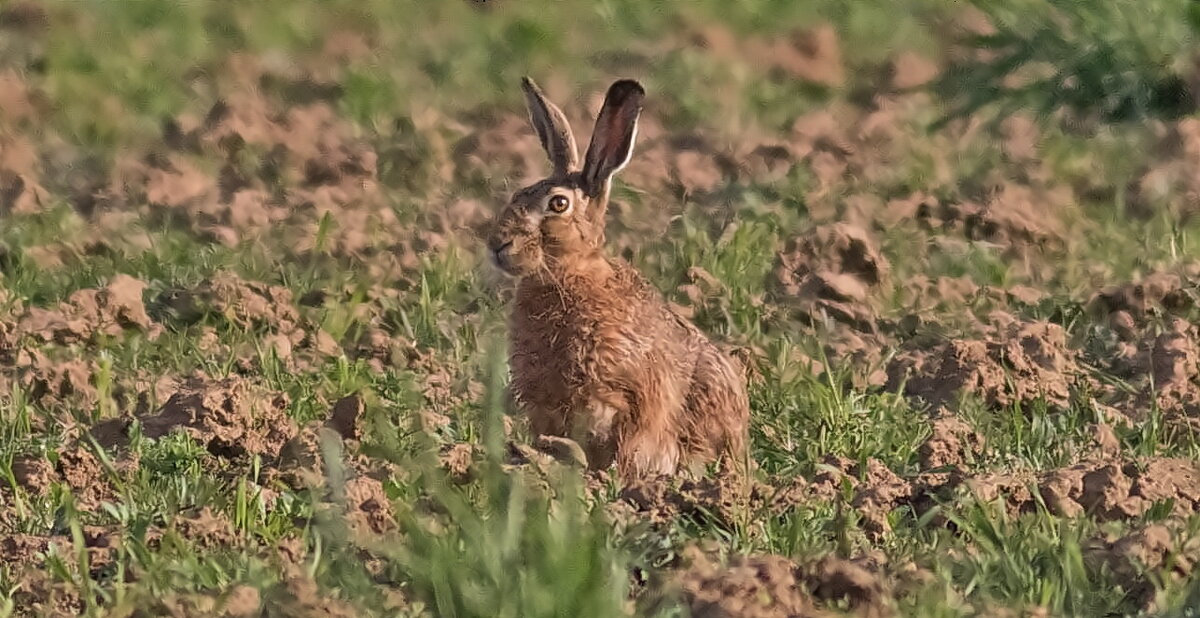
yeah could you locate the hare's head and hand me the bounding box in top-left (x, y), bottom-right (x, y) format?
top-left (487, 77), bottom-right (644, 277)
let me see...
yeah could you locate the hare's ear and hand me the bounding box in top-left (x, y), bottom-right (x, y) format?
top-left (521, 77), bottom-right (578, 175)
top-left (581, 79), bottom-right (645, 198)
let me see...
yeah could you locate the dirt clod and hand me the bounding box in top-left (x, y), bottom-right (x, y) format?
top-left (174, 507), bottom-right (240, 549)
top-left (673, 548), bottom-right (890, 618)
top-left (11, 454), bottom-right (58, 496)
top-left (919, 415), bottom-right (984, 470)
top-left (675, 550), bottom-right (826, 618)
top-left (18, 274), bottom-right (157, 344)
top-left (616, 473), bottom-right (765, 530)
top-left (327, 394), bottom-right (364, 441)
top-left (1085, 524), bottom-right (1200, 610)
top-left (156, 271), bottom-right (298, 331)
top-left (343, 476), bottom-right (395, 535)
top-left (888, 320), bottom-right (1081, 412)
top-left (140, 376), bottom-right (296, 459)
top-left (439, 442), bottom-right (476, 484)
top-left (774, 223), bottom-right (889, 331)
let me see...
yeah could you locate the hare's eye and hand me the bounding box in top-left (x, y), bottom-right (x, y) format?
top-left (547, 194), bottom-right (570, 214)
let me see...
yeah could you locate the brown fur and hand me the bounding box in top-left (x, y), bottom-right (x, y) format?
top-left (487, 79), bottom-right (749, 480)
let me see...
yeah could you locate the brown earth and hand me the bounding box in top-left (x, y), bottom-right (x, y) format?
top-left (615, 472), bottom-right (770, 530)
top-left (919, 415), bottom-right (985, 470)
top-left (671, 546), bottom-right (890, 618)
top-left (774, 222), bottom-right (890, 333)
top-left (1084, 523), bottom-right (1200, 612)
top-left (17, 274), bottom-right (157, 344)
top-left (887, 320), bottom-right (1082, 413)
top-left (139, 376), bottom-right (297, 459)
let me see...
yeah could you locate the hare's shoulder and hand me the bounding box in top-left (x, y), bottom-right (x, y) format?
top-left (605, 259), bottom-right (664, 301)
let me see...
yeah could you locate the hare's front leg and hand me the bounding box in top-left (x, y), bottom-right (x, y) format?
top-left (613, 378), bottom-right (685, 480)
top-left (616, 427), bottom-right (680, 479)
top-left (574, 393), bottom-right (625, 470)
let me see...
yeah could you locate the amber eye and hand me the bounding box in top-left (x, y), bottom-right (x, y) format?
top-left (547, 194), bottom-right (570, 214)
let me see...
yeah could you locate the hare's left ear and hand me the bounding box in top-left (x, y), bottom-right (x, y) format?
top-left (521, 77), bottom-right (579, 176)
top-left (581, 79), bottom-right (644, 200)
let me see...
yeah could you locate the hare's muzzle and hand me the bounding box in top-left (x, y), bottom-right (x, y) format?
top-left (487, 236), bottom-right (517, 272)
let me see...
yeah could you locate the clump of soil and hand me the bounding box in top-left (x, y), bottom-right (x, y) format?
top-left (1084, 524), bottom-right (1200, 611)
top-left (55, 443), bottom-right (118, 509)
top-left (0, 534), bottom-right (52, 567)
top-left (0, 131), bottom-right (48, 217)
top-left (17, 274), bottom-right (158, 344)
top-left (1124, 118), bottom-right (1200, 221)
top-left (918, 415), bottom-right (985, 470)
top-left (405, 345), bottom-right (484, 421)
top-left (810, 456), bottom-right (913, 538)
top-left (672, 547), bottom-right (889, 618)
top-left (1101, 318), bottom-right (1200, 427)
top-left (1036, 458), bottom-right (1200, 521)
top-left (52, 428), bottom-right (141, 509)
top-left (943, 185), bottom-right (1069, 251)
top-left (885, 52), bottom-right (940, 91)
top-left (12, 349), bottom-right (100, 409)
top-left (342, 475), bottom-right (396, 535)
top-left (276, 424), bottom-right (336, 489)
top-left (439, 442), bottom-right (477, 484)
top-left (172, 507), bottom-right (241, 549)
top-left (0, 525), bottom-right (134, 584)
top-left (139, 376), bottom-right (296, 459)
top-left (614, 472), bottom-right (767, 530)
top-left (887, 320), bottom-right (1082, 412)
top-left (916, 457), bottom-right (1200, 523)
top-left (11, 455), bottom-right (57, 496)
top-left (799, 555), bottom-right (889, 617)
top-left (10, 569), bottom-right (83, 618)
top-left (689, 23), bottom-right (845, 88)
top-left (275, 396), bottom-right (367, 487)
top-left (264, 395), bottom-right (399, 539)
top-left (346, 325), bottom-right (415, 373)
top-left (327, 394), bottom-right (365, 442)
top-left (674, 550), bottom-right (826, 618)
top-left (154, 584), bottom-right (262, 618)
top-left (156, 270), bottom-right (299, 331)
top-left (347, 325), bottom-right (482, 422)
top-left (261, 566), bottom-right (360, 617)
top-left (774, 223), bottom-right (890, 332)
top-left (1090, 271), bottom-right (1194, 326)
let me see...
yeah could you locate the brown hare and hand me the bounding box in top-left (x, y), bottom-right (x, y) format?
top-left (486, 77), bottom-right (749, 480)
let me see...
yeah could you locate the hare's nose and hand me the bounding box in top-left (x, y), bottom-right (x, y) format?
top-left (488, 238), bottom-right (513, 255)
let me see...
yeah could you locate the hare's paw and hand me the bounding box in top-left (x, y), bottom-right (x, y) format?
top-left (616, 430), bottom-right (680, 480)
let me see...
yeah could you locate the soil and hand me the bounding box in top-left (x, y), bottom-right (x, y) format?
top-left (672, 546), bottom-right (890, 618)
top-left (887, 320), bottom-right (1082, 412)
top-left (774, 223), bottom-right (889, 332)
top-left (615, 471), bottom-right (770, 530)
top-left (139, 376), bottom-right (297, 459)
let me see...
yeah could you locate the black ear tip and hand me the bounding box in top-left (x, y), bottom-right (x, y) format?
top-left (521, 76), bottom-right (541, 94)
top-left (608, 79), bottom-right (645, 99)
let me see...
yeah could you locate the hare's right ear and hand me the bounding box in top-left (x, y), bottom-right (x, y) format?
top-left (521, 77), bottom-right (578, 176)
top-left (581, 79), bottom-right (645, 198)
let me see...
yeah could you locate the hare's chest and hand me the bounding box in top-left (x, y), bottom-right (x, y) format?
top-left (509, 304), bottom-right (638, 456)
top-left (511, 303), bottom-right (632, 382)
top-left (510, 282), bottom-right (644, 394)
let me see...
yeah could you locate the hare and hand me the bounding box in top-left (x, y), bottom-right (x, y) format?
top-left (486, 77), bottom-right (749, 480)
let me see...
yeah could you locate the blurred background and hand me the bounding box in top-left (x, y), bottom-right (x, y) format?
top-left (6, 0), bottom-right (1200, 616)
